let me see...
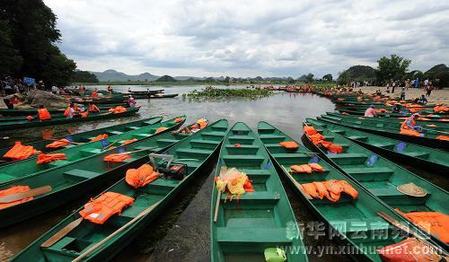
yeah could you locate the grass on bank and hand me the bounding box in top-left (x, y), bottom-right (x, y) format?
top-left (184, 87), bottom-right (273, 100)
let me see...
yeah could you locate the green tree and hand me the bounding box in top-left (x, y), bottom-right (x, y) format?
top-left (304, 73), bottom-right (314, 83)
top-left (0, 0), bottom-right (76, 85)
top-left (286, 77), bottom-right (295, 84)
top-left (71, 70), bottom-right (99, 83)
top-left (224, 76), bottom-right (231, 85)
top-left (322, 74), bottom-right (333, 82)
top-left (0, 20), bottom-right (22, 76)
top-left (377, 54), bottom-right (411, 83)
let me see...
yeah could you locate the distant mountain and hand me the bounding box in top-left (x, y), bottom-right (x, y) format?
top-left (92, 69), bottom-right (159, 82)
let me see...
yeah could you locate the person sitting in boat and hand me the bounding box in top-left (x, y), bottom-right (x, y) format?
top-left (3, 94), bottom-right (20, 109)
top-left (64, 103), bottom-right (76, 119)
top-left (400, 113), bottom-right (424, 137)
top-left (91, 88), bottom-right (99, 98)
top-left (107, 85), bottom-right (113, 94)
top-left (414, 95), bottom-right (428, 105)
top-left (392, 103), bottom-right (402, 113)
top-left (37, 105), bottom-right (51, 121)
top-left (127, 95), bottom-right (136, 107)
top-left (364, 105), bottom-right (377, 117)
top-left (88, 103), bottom-right (100, 113)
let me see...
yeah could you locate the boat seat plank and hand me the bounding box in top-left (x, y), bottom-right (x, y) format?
top-left (176, 148), bottom-right (213, 157)
top-left (49, 160), bottom-right (71, 167)
top-left (0, 173), bottom-right (15, 183)
top-left (126, 126), bottom-right (140, 130)
top-left (157, 138), bottom-right (180, 144)
top-left (190, 139), bottom-right (220, 145)
top-left (64, 169), bottom-right (101, 179)
top-left (134, 133), bottom-right (150, 139)
top-left (216, 228), bottom-right (291, 243)
top-left (403, 151), bottom-right (430, 158)
top-left (369, 186), bottom-right (431, 205)
top-left (344, 167), bottom-right (394, 181)
top-left (327, 153), bottom-right (367, 164)
top-left (347, 135), bottom-right (368, 141)
top-left (80, 148), bottom-right (102, 156)
top-left (108, 131), bottom-right (123, 135)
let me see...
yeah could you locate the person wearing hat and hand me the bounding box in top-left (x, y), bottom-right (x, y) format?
top-left (364, 105), bottom-right (377, 117)
top-left (400, 113), bottom-right (423, 137)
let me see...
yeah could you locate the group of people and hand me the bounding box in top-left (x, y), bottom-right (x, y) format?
top-left (385, 78), bottom-right (435, 99)
top-left (0, 76), bottom-right (30, 95)
top-left (34, 102), bottom-right (101, 121)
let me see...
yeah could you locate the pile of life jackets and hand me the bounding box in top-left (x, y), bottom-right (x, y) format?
top-left (108, 106), bottom-right (127, 114)
top-left (279, 141), bottom-right (299, 150)
top-left (197, 118), bottom-right (208, 129)
top-left (301, 180), bottom-right (358, 202)
top-left (36, 153), bottom-right (67, 164)
top-left (403, 103), bottom-right (424, 113)
top-left (303, 126), bottom-right (343, 154)
top-left (46, 138), bottom-right (71, 149)
top-left (79, 191), bottom-right (134, 224)
top-left (104, 153), bottom-right (131, 163)
top-left (378, 238), bottom-right (443, 262)
top-left (174, 117), bottom-right (184, 123)
top-left (125, 164), bottom-right (160, 189)
top-left (0, 185), bottom-right (33, 210)
top-left (290, 163), bottom-right (324, 174)
top-left (434, 105), bottom-right (449, 113)
top-left (215, 167), bottom-right (254, 201)
top-left (397, 210), bottom-right (449, 244)
top-left (90, 134), bottom-right (108, 142)
top-left (88, 104), bottom-right (100, 112)
top-left (3, 141), bottom-right (38, 161)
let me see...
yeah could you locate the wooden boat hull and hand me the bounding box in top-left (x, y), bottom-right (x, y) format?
top-left (0, 107), bottom-right (141, 131)
top-left (12, 119), bottom-right (229, 261)
top-left (211, 122), bottom-right (308, 262)
top-left (131, 93), bottom-right (178, 99)
top-left (0, 104), bottom-right (128, 117)
top-left (302, 121), bottom-right (449, 251)
top-left (0, 116), bottom-right (163, 166)
top-left (0, 116), bottom-right (185, 185)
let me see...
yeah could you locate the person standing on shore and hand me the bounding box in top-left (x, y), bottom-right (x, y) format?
top-left (400, 87), bottom-right (406, 100)
top-left (426, 81), bottom-right (433, 96)
top-left (414, 77), bottom-right (420, 88)
top-left (386, 82), bottom-right (390, 93)
top-left (391, 80), bottom-right (396, 93)
top-left (405, 79), bottom-right (411, 90)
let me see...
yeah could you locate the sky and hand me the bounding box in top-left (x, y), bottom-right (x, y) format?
top-left (44, 0), bottom-right (449, 78)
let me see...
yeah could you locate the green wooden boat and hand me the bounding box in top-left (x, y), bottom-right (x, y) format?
top-left (319, 113), bottom-right (449, 151)
top-left (0, 116), bottom-right (163, 165)
top-left (302, 122), bottom-right (449, 249)
top-left (0, 107), bottom-right (141, 131)
top-left (336, 107), bottom-right (448, 119)
top-left (12, 119), bottom-right (228, 261)
top-left (257, 121), bottom-right (443, 261)
top-left (71, 94), bottom-right (125, 104)
top-left (306, 118), bottom-right (449, 174)
top-left (326, 112), bottom-right (449, 129)
top-left (0, 104), bottom-right (128, 117)
top-left (211, 122), bottom-right (308, 262)
top-left (0, 116), bottom-right (186, 185)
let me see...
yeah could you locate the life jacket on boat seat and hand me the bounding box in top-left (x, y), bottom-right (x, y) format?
top-left (88, 104), bottom-right (100, 112)
top-left (196, 118), bottom-right (208, 129)
top-left (38, 108), bottom-right (51, 121)
top-left (3, 141), bottom-right (37, 160)
top-left (399, 211), bottom-right (449, 244)
top-left (90, 134), bottom-right (108, 142)
top-left (36, 153), bottom-right (67, 164)
top-left (79, 192), bottom-right (134, 224)
top-left (279, 141), bottom-right (299, 150)
top-left (46, 139), bottom-right (71, 149)
top-left (303, 126), bottom-right (318, 135)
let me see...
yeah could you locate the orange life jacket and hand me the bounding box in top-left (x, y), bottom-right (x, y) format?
top-left (36, 153), bottom-right (67, 164)
top-left (155, 127), bottom-right (168, 133)
top-left (38, 108), bottom-right (51, 121)
top-left (103, 153), bottom-right (131, 163)
top-left (279, 141), bottom-right (299, 150)
top-left (197, 118), bottom-right (208, 129)
top-left (108, 106), bottom-right (127, 114)
top-left (46, 138), bottom-right (71, 149)
top-left (0, 185), bottom-right (33, 210)
top-left (400, 118), bottom-right (416, 130)
top-left (400, 118), bottom-right (421, 136)
top-left (301, 180), bottom-right (358, 202)
top-left (64, 107), bottom-right (73, 117)
top-left (90, 134), bottom-right (108, 142)
top-left (88, 104), bottom-right (100, 112)
top-left (436, 135), bottom-right (449, 141)
top-left (174, 117), bottom-right (184, 123)
top-left (91, 91), bottom-right (98, 98)
top-left (125, 164), bottom-right (160, 189)
top-left (378, 238), bottom-right (442, 262)
top-left (320, 140), bottom-right (343, 154)
top-left (79, 192), bottom-right (134, 224)
top-left (290, 164), bottom-right (312, 174)
top-left (308, 163), bottom-right (324, 172)
top-left (121, 138), bottom-right (138, 145)
top-left (400, 211), bottom-right (449, 243)
top-left (3, 141), bottom-right (37, 160)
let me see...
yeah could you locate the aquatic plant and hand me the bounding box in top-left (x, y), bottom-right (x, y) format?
top-left (185, 86), bottom-right (273, 101)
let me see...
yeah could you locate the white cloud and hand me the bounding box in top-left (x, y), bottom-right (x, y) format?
top-left (44, 0), bottom-right (449, 77)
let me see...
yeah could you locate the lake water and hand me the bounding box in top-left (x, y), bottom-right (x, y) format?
top-left (0, 85), bottom-right (340, 261)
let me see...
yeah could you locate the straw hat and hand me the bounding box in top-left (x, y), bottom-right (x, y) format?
top-left (397, 183), bottom-right (427, 197)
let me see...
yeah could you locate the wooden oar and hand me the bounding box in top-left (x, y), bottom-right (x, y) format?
top-left (0, 185), bottom-right (52, 204)
top-left (72, 201), bottom-right (161, 262)
top-left (281, 166), bottom-right (312, 200)
top-left (45, 137), bottom-right (83, 145)
top-left (377, 211), bottom-right (449, 257)
top-left (213, 167), bottom-right (228, 223)
top-left (41, 217), bottom-right (83, 248)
